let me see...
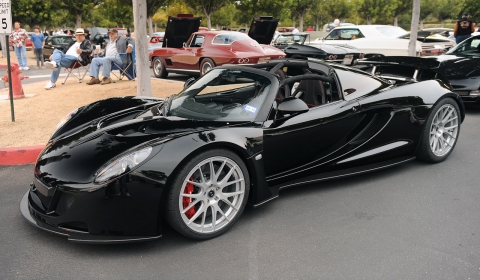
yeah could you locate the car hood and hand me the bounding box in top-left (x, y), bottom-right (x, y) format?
top-left (162, 15), bottom-right (201, 48)
top-left (36, 97), bottom-right (250, 185)
top-left (248, 17), bottom-right (279, 45)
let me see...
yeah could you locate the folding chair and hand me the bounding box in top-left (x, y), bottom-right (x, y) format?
top-left (111, 46), bottom-right (136, 82)
top-left (61, 52), bottom-right (92, 85)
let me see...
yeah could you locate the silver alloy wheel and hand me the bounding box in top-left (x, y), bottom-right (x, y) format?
top-left (201, 61), bottom-right (213, 75)
top-left (429, 104), bottom-right (459, 157)
top-left (153, 59), bottom-right (162, 75)
top-left (178, 156), bottom-right (245, 233)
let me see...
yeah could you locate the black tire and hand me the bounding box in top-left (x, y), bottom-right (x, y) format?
top-left (417, 98), bottom-right (461, 163)
top-left (200, 58), bottom-right (215, 76)
top-left (166, 149), bottom-right (250, 240)
top-left (152, 57), bottom-right (168, 78)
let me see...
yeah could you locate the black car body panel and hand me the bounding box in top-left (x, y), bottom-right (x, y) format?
top-left (21, 59), bottom-right (464, 243)
top-left (247, 16), bottom-right (279, 45)
top-left (358, 34), bottom-right (480, 105)
top-left (162, 14), bottom-right (201, 48)
top-left (284, 43), bottom-right (364, 65)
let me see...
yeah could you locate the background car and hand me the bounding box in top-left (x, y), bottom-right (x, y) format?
top-left (272, 32), bottom-right (364, 65)
top-left (359, 34), bottom-right (480, 106)
top-left (315, 25), bottom-right (454, 57)
top-left (43, 35), bottom-right (75, 60)
top-left (21, 58), bottom-right (464, 243)
top-left (148, 33), bottom-right (164, 52)
top-left (150, 14), bottom-right (285, 78)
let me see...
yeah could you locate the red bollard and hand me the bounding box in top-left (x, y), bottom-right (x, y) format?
top-left (2, 63), bottom-right (29, 99)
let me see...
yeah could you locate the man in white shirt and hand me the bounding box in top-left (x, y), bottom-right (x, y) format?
top-left (86, 29), bottom-right (134, 85)
top-left (44, 28), bottom-right (92, 89)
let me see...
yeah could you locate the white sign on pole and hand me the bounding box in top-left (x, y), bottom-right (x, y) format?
top-left (0, 0), bottom-right (12, 34)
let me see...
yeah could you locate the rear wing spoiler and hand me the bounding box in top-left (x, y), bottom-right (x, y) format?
top-left (357, 56), bottom-right (442, 83)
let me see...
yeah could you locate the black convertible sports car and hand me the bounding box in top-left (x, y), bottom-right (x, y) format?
top-left (273, 32), bottom-right (365, 65)
top-left (21, 58), bottom-right (464, 243)
top-left (358, 34), bottom-right (480, 106)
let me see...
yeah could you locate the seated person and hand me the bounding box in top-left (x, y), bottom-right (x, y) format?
top-left (86, 28), bottom-right (134, 85)
top-left (44, 28), bottom-right (92, 89)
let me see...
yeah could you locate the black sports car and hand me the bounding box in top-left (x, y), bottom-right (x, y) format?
top-left (21, 58), bottom-right (464, 243)
top-left (358, 34), bottom-right (480, 105)
top-left (272, 32), bottom-right (364, 65)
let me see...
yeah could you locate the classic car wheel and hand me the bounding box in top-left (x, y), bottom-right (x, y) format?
top-left (200, 58), bottom-right (215, 76)
top-left (417, 98), bottom-right (460, 163)
top-left (152, 57), bottom-right (168, 78)
top-left (166, 149), bottom-right (250, 240)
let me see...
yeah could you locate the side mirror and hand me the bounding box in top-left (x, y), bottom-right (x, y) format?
top-left (277, 97), bottom-right (309, 117)
top-left (184, 77), bottom-right (196, 88)
top-left (182, 42), bottom-right (187, 48)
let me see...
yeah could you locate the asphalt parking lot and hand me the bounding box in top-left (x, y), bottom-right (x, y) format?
top-left (1, 107), bottom-right (480, 279)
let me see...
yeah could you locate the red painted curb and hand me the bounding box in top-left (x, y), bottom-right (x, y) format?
top-left (0, 145), bottom-right (45, 166)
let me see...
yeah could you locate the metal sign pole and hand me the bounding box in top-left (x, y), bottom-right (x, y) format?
top-left (6, 35), bottom-right (14, 121)
top-left (1, 0), bottom-right (14, 121)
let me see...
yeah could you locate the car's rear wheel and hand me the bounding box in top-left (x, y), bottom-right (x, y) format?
top-left (200, 58), bottom-right (215, 76)
top-left (417, 98), bottom-right (460, 163)
top-left (152, 57), bottom-right (168, 78)
top-left (166, 149), bottom-right (250, 240)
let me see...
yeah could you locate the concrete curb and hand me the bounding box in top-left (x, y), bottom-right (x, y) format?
top-left (0, 145), bottom-right (44, 166)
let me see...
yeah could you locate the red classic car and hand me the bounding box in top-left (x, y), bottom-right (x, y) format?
top-left (149, 15), bottom-right (285, 78)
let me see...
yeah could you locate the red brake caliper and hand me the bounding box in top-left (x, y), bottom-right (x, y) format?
top-left (182, 177), bottom-right (196, 219)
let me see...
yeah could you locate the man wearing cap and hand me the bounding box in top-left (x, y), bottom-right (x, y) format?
top-left (454, 12), bottom-right (476, 44)
top-left (86, 28), bottom-right (134, 85)
top-left (44, 28), bottom-right (92, 89)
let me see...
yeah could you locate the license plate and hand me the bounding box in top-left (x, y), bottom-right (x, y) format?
top-left (258, 57), bottom-right (270, 64)
top-left (342, 54), bottom-right (353, 65)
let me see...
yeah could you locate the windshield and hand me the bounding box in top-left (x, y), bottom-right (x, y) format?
top-left (211, 33), bottom-right (252, 45)
top-left (446, 36), bottom-right (480, 56)
top-left (167, 69), bottom-right (272, 121)
top-left (273, 34), bottom-right (308, 45)
top-left (375, 26), bottom-right (408, 38)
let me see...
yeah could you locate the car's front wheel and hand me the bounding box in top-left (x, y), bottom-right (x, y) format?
top-left (417, 97), bottom-right (460, 163)
top-left (152, 57), bottom-right (168, 78)
top-left (166, 149), bottom-right (250, 240)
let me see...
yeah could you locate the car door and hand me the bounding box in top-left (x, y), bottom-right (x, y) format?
top-left (263, 98), bottom-right (364, 185)
top-left (172, 34), bottom-right (205, 70)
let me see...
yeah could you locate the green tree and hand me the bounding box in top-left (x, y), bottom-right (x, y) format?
top-left (11, 0), bottom-right (53, 29)
top-left (391, 0), bottom-right (413, 26)
top-left (356, 0), bottom-right (391, 24)
top-left (50, 0), bottom-right (101, 28)
top-left (291, 0), bottom-right (316, 31)
top-left (100, 0), bottom-right (134, 27)
top-left (419, 0), bottom-right (436, 28)
top-left (433, 0), bottom-right (461, 27)
top-left (235, 0), bottom-right (290, 27)
top-left (463, 0), bottom-right (480, 21)
top-left (184, 0), bottom-right (235, 29)
top-left (211, 3), bottom-right (236, 29)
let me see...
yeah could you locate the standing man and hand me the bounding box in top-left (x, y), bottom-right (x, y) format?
top-left (292, 26), bottom-right (300, 42)
top-left (30, 26), bottom-right (45, 69)
top-left (86, 28), bottom-right (134, 85)
top-left (454, 12), bottom-right (476, 44)
top-left (9, 22), bottom-right (29, 70)
top-left (44, 28), bottom-right (92, 90)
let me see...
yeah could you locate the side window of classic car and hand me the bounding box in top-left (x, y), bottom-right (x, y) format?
top-left (189, 35), bottom-right (205, 47)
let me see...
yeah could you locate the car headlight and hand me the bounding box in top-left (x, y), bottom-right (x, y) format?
top-left (52, 108), bottom-right (78, 135)
top-left (95, 147), bottom-right (152, 183)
